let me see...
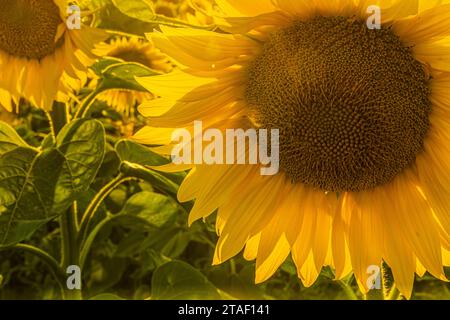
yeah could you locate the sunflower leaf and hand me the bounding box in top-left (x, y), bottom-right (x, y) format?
top-left (0, 121), bottom-right (34, 154)
top-left (0, 120), bottom-right (105, 247)
top-left (99, 62), bottom-right (161, 92)
top-left (115, 139), bottom-right (169, 166)
top-left (115, 191), bottom-right (179, 230)
top-left (115, 139), bottom-right (186, 185)
top-left (90, 57), bottom-right (124, 77)
top-left (111, 0), bottom-right (155, 22)
top-left (120, 161), bottom-right (180, 197)
top-left (83, 0), bottom-right (156, 36)
top-left (151, 261), bottom-right (221, 300)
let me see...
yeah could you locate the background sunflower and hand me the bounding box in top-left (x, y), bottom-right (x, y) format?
top-left (92, 37), bottom-right (172, 117)
top-left (0, 0), bottom-right (106, 110)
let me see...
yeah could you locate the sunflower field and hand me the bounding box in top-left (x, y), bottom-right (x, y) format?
top-left (0, 0), bottom-right (449, 302)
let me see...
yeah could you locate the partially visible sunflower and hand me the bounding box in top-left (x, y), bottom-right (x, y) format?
top-left (0, 0), bottom-right (106, 110)
top-left (152, 0), bottom-right (216, 25)
top-left (134, 0), bottom-right (450, 298)
top-left (92, 37), bottom-right (173, 117)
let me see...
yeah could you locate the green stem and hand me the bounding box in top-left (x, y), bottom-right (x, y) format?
top-left (50, 102), bottom-right (70, 134)
top-left (48, 103), bottom-right (82, 300)
top-left (78, 174), bottom-right (130, 247)
top-left (79, 214), bottom-right (116, 269)
top-left (3, 244), bottom-right (66, 293)
top-left (59, 209), bottom-right (82, 300)
top-left (229, 259), bottom-right (237, 276)
top-left (74, 88), bottom-right (105, 119)
top-left (119, 161), bottom-right (179, 198)
top-left (60, 208), bottom-right (80, 268)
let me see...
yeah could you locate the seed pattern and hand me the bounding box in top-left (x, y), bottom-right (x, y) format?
top-left (246, 16), bottom-right (431, 192)
top-left (0, 0), bottom-right (62, 59)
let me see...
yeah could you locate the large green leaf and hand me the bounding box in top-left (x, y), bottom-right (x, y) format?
top-left (110, 0), bottom-right (212, 30)
top-left (90, 58), bottom-right (123, 77)
top-left (0, 120), bottom-right (105, 247)
top-left (112, 0), bottom-right (155, 22)
top-left (116, 191), bottom-right (179, 229)
top-left (100, 62), bottom-right (161, 92)
top-left (84, 0), bottom-right (156, 36)
top-left (0, 147), bottom-right (41, 244)
top-left (115, 139), bottom-right (185, 186)
top-left (120, 162), bottom-right (180, 197)
top-left (46, 119), bottom-right (106, 213)
top-left (151, 261), bottom-right (221, 300)
top-left (0, 121), bottom-right (34, 153)
top-left (115, 139), bottom-right (169, 167)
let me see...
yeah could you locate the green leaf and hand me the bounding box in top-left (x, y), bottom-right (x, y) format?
top-left (99, 62), bottom-right (161, 92)
top-left (48, 119), bottom-right (106, 213)
top-left (0, 147), bottom-right (42, 245)
top-left (83, 0), bottom-right (212, 35)
top-left (160, 232), bottom-right (191, 258)
top-left (114, 231), bottom-right (148, 258)
top-left (88, 256), bottom-right (127, 295)
top-left (0, 119), bottom-right (105, 247)
top-left (112, 0), bottom-right (155, 22)
top-left (85, 0), bottom-right (156, 36)
top-left (40, 133), bottom-right (55, 150)
top-left (90, 58), bottom-right (123, 77)
top-left (118, 191), bottom-right (179, 229)
top-left (151, 261), bottom-right (221, 300)
top-left (115, 139), bottom-right (169, 166)
top-left (116, 139), bottom-right (185, 185)
top-left (0, 121), bottom-right (33, 154)
top-left (120, 162), bottom-right (180, 197)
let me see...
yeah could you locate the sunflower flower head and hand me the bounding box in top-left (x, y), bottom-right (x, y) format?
top-left (92, 36), bottom-right (173, 117)
top-left (0, 0), bottom-right (106, 110)
top-left (134, 0), bottom-right (450, 299)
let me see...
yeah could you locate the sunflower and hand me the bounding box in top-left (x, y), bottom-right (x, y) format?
top-left (0, 0), bottom-right (106, 111)
top-left (152, 0), bottom-right (215, 25)
top-left (134, 0), bottom-right (450, 298)
top-left (92, 37), bottom-right (172, 117)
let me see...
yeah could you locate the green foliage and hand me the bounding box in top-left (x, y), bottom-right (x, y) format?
top-left (0, 120), bottom-right (105, 247)
top-left (97, 62), bottom-right (162, 92)
top-left (151, 261), bottom-right (221, 300)
top-left (116, 191), bottom-right (179, 230)
top-left (81, 0), bottom-right (213, 36)
top-left (112, 0), bottom-right (155, 22)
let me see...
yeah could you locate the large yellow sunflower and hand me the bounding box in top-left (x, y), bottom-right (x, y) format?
top-left (134, 0), bottom-right (450, 298)
top-left (92, 37), bottom-right (172, 117)
top-left (0, 0), bottom-right (106, 110)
